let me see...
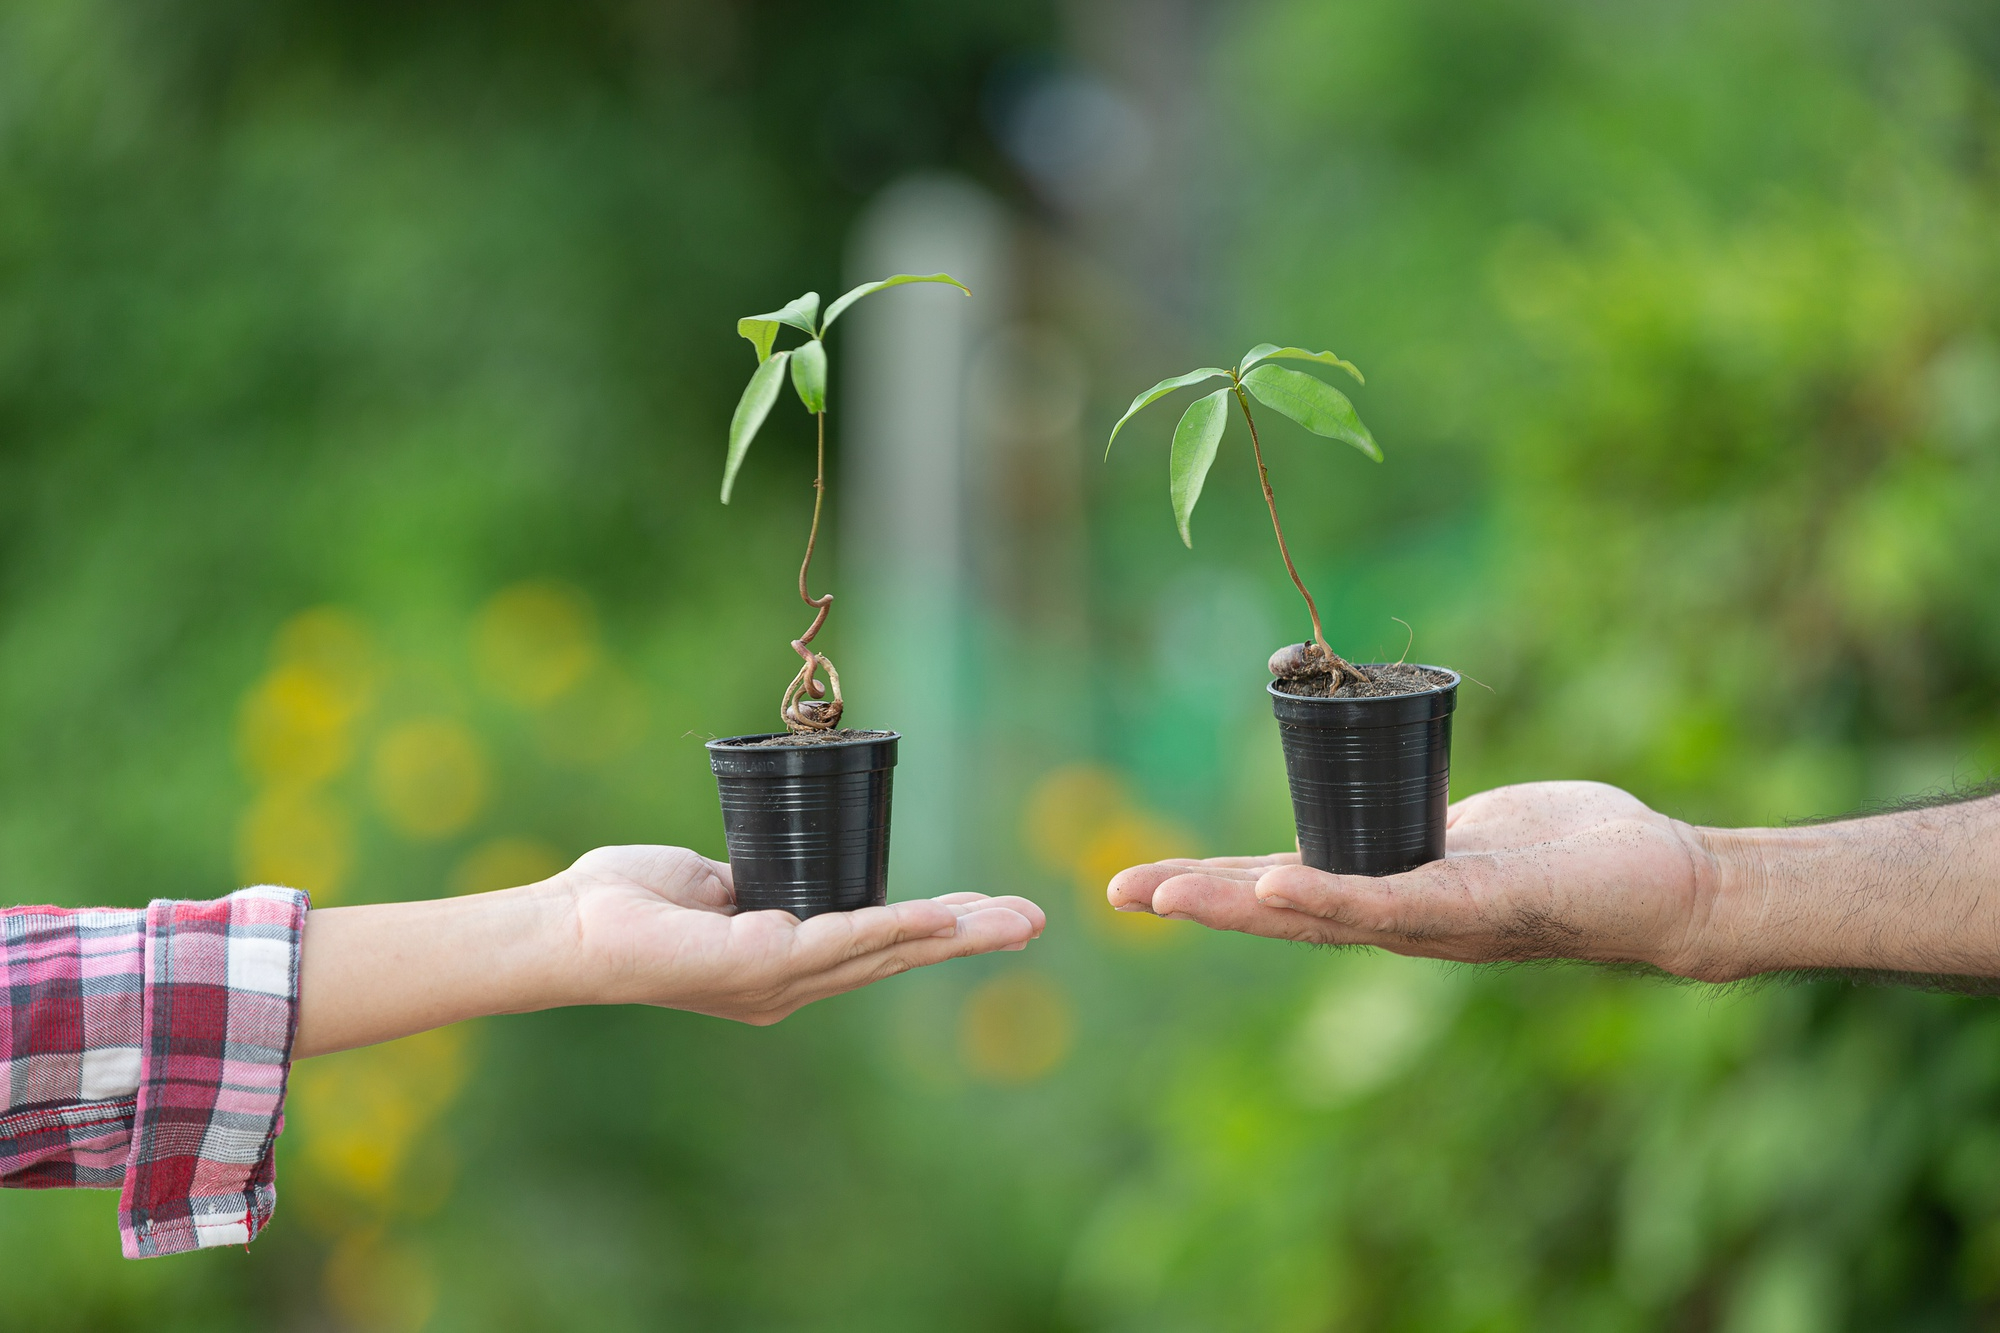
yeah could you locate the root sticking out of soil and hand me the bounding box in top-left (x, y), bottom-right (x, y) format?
top-left (1271, 652), bottom-right (1452, 700)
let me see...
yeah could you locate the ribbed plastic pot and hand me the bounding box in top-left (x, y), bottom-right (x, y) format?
top-left (1269, 667), bottom-right (1458, 877)
top-left (705, 731), bottom-right (898, 919)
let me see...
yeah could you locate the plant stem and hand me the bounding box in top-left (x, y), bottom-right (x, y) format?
top-left (1232, 381), bottom-right (1366, 684)
top-left (796, 410), bottom-right (832, 649)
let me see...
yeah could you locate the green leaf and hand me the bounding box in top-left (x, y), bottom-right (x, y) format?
top-left (722, 349), bottom-right (792, 503)
top-left (790, 338), bottom-right (827, 413)
top-left (1239, 344), bottom-right (1365, 384)
top-left (737, 316), bottom-right (780, 363)
top-left (820, 273), bottom-right (969, 332)
top-left (1170, 388), bottom-right (1231, 547)
top-left (1104, 368), bottom-right (1231, 457)
top-left (737, 292), bottom-right (821, 362)
top-left (1242, 363), bottom-right (1382, 460)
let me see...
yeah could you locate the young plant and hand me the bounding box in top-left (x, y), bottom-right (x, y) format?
top-left (1106, 343), bottom-right (1383, 689)
top-left (723, 272), bottom-right (970, 733)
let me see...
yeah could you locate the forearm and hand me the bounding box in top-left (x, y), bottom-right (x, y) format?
top-left (1695, 793), bottom-right (2000, 978)
top-left (293, 881), bottom-right (584, 1058)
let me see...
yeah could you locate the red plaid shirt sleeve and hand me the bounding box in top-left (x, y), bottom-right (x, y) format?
top-left (0, 885), bottom-right (310, 1258)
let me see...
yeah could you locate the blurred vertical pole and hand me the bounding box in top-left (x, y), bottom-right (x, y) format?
top-left (841, 177), bottom-right (1007, 898)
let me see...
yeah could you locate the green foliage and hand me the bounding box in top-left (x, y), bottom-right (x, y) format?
top-left (1107, 347), bottom-right (1379, 552)
top-left (737, 293), bottom-right (820, 363)
top-left (1170, 389), bottom-right (1232, 547)
top-left (722, 350), bottom-right (792, 503)
top-left (1238, 343), bottom-right (1365, 382)
top-left (720, 273), bottom-right (965, 500)
top-left (1241, 363), bottom-right (1382, 460)
top-left (788, 338), bottom-right (828, 415)
top-left (1105, 367), bottom-right (1231, 454)
top-left (1112, 342), bottom-right (1376, 600)
top-left (1080, 0), bottom-right (2000, 1327)
top-left (8, 0), bottom-right (2000, 1329)
top-left (821, 271), bottom-right (970, 331)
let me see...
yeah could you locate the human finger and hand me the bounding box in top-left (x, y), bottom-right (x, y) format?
top-left (783, 899), bottom-right (964, 970)
top-left (1107, 861), bottom-right (1196, 912)
top-left (1248, 855), bottom-right (1590, 964)
top-left (788, 906), bottom-right (1040, 1002)
top-left (1253, 858), bottom-right (1491, 936)
top-left (1148, 869), bottom-right (1367, 944)
top-left (1185, 852), bottom-right (1301, 871)
top-left (950, 893), bottom-right (1045, 937)
top-left (1109, 852), bottom-right (1301, 911)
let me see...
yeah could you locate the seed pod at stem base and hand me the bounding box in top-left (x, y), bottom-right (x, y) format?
top-left (1268, 640), bottom-right (1369, 692)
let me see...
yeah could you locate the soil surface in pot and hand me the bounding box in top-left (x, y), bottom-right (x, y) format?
top-left (727, 728), bottom-right (896, 748)
top-left (1275, 663), bottom-right (1453, 700)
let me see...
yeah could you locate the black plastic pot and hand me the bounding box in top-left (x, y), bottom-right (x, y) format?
top-left (705, 731), bottom-right (898, 919)
top-left (1269, 667), bottom-right (1459, 877)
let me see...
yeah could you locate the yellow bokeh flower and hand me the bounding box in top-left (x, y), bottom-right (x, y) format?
top-left (959, 970), bottom-right (1075, 1084)
top-left (237, 788), bottom-right (353, 901)
top-left (473, 580), bottom-right (599, 707)
top-left (1021, 763), bottom-right (1193, 946)
top-left (450, 836), bottom-right (566, 897)
top-left (371, 718), bottom-right (489, 839)
top-left (289, 1025), bottom-right (471, 1211)
top-left (323, 1227), bottom-right (437, 1333)
top-left (533, 663), bottom-right (649, 766)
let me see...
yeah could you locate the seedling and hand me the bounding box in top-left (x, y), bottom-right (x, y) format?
top-left (723, 273), bottom-right (970, 733)
top-left (1107, 343), bottom-right (1383, 690)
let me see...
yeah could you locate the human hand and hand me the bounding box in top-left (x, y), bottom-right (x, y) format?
top-left (558, 845), bottom-right (1047, 1024)
top-left (1107, 782), bottom-right (1734, 979)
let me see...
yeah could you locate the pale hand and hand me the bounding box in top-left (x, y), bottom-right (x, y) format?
top-left (297, 845), bottom-right (1046, 1057)
top-left (559, 844), bottom-right (1046, 1024)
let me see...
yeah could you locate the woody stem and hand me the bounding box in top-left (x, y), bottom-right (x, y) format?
top-left (1233, 384), bottom-right (1330, 661)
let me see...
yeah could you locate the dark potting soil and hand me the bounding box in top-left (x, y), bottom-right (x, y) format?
top-left (1274, 663), bottom-right (1453, 700)
top-left (729, 729), bottom-right (896, 749)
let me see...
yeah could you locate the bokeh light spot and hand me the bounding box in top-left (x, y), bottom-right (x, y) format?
top-left (371, 718), bottom-right (488, 839)
top-left (239, 663), bottom-right (357, 788)
top-left (1021, 763), bottom-right (1126, 872)
top-left (473, 580), bottom-right (600, 706)
top-left (959, 970), bottom-right (1075, 1084)
top-left (1022, 763), bottom-right (1195, 945)
top-left (1075, 815), bottom-right (1195, 946)
top-left (274, 606), bottom-right (380, 713)
top-left (450, 837), bottom-right (566, 897)
top-left (291, 1026), bottom-right (470, 1210)
top-left (323, 1229), bottom-right (437, 1333)
top-left (238, 788), bottom-right (353, 901)
top-left (533, 664), bottom-right (649, 766)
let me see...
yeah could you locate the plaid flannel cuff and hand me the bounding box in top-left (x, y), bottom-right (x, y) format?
top-left (0, 906), bottom-right (148, 1188)
top-left (119, 885), bottom-right (309, 1259)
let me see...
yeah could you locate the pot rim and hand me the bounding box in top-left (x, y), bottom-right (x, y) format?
top-left (1267, 664), bottom-right (1460, 704)
top-left (706, 729), bottom-right (901, 750)
top-left (706, 729), bottom-right (901, 779)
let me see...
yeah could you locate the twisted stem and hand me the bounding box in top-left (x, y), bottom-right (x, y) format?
top-left (783, 410), bottom-right (842, 731)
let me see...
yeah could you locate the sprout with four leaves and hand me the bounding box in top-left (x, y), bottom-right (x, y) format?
top-left (1106, 343), bottom-right (1383, 691)
top-left (723, 273), bottom-right (970, 733)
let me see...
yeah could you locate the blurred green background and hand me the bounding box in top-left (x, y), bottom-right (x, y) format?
top-left (5, 0), bottom-right (2000, 1328)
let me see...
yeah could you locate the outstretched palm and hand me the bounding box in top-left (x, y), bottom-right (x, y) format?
top-left (562, 845), bottom-right (1045, 1023)
top-left (1108, 782), bottom-right (1726, 978)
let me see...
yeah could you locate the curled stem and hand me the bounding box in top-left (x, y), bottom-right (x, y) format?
top-left (783, 411), bottom-right (843, 732)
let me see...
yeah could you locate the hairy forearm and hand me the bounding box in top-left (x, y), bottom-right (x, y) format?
top-left (1694, 794), bottom-right (2000, 979)
top-left (293, 882), bottom-right (583, 1058)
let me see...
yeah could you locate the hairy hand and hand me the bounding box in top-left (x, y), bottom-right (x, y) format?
top-left (1107, 782), bottom-right (1734, 978)
top-left (559, 845), bottom-right (1046, 1024)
